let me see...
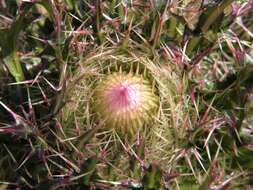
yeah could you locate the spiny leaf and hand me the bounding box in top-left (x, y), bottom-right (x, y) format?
top-left (73, 156), bottom-right (99, 186)
top-left (233, 146), bottom-right (253, 171)
top-left (36, 179), bottom-right (62, 190)
top-left (186, 0), bottom-right (234, 54)
top-left (198, 165), bottom-right (216, 190)
top-left (0, 3), bottom-right (32, 82)
top-left (0, 1), bottom-right (55, 82)
top-left (75, 125), bottom-right (100, 150)
top-left (142, 164), bottom-right (162, 190)
top-left (129, 139), bottom-right (145, 178)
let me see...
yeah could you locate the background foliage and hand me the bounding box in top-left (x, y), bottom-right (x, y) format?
top-left (0, 0), bottom-right (253, 189)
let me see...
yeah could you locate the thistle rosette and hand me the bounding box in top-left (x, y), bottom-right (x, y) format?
top-left (93, 72), bottom-right (158, 134)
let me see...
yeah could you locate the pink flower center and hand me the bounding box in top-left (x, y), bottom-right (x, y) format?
top-left (105, 82), bottom-right (140, 113)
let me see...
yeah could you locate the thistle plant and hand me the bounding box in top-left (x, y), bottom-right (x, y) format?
top-left (0, 0), bottom-right (253, 190)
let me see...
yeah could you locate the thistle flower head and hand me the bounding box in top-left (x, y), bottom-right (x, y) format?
top-left (93, 72), bottom-right (158, 134)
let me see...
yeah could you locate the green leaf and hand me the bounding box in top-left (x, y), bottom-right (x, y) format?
top-left (36, 1), bottom-right (55, 21)
top-left (64, 0), bottom-right (74, 10)
top-left (36, 180), bottom-right (61, 190)
top-left (0, 3), bottom-right (32, 81)
top-left (186, 0), bottom-right (234, 54)
top-left (75, 126), bottom-right (100, 150)
top-left (129, 140), bottom-right (145, 178)
top-left (198, 168), bottom-right (214, 190)
top-left (180, 184), bottom-right (199, 190)
top-left (234, 147), bottom-right (253, 171)
top-left (0, 1), bottom-right (54, 82)
top-left (142, 164), bottom-right (162, 190)
top-left (74, 156), bottom-right (99, 186)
